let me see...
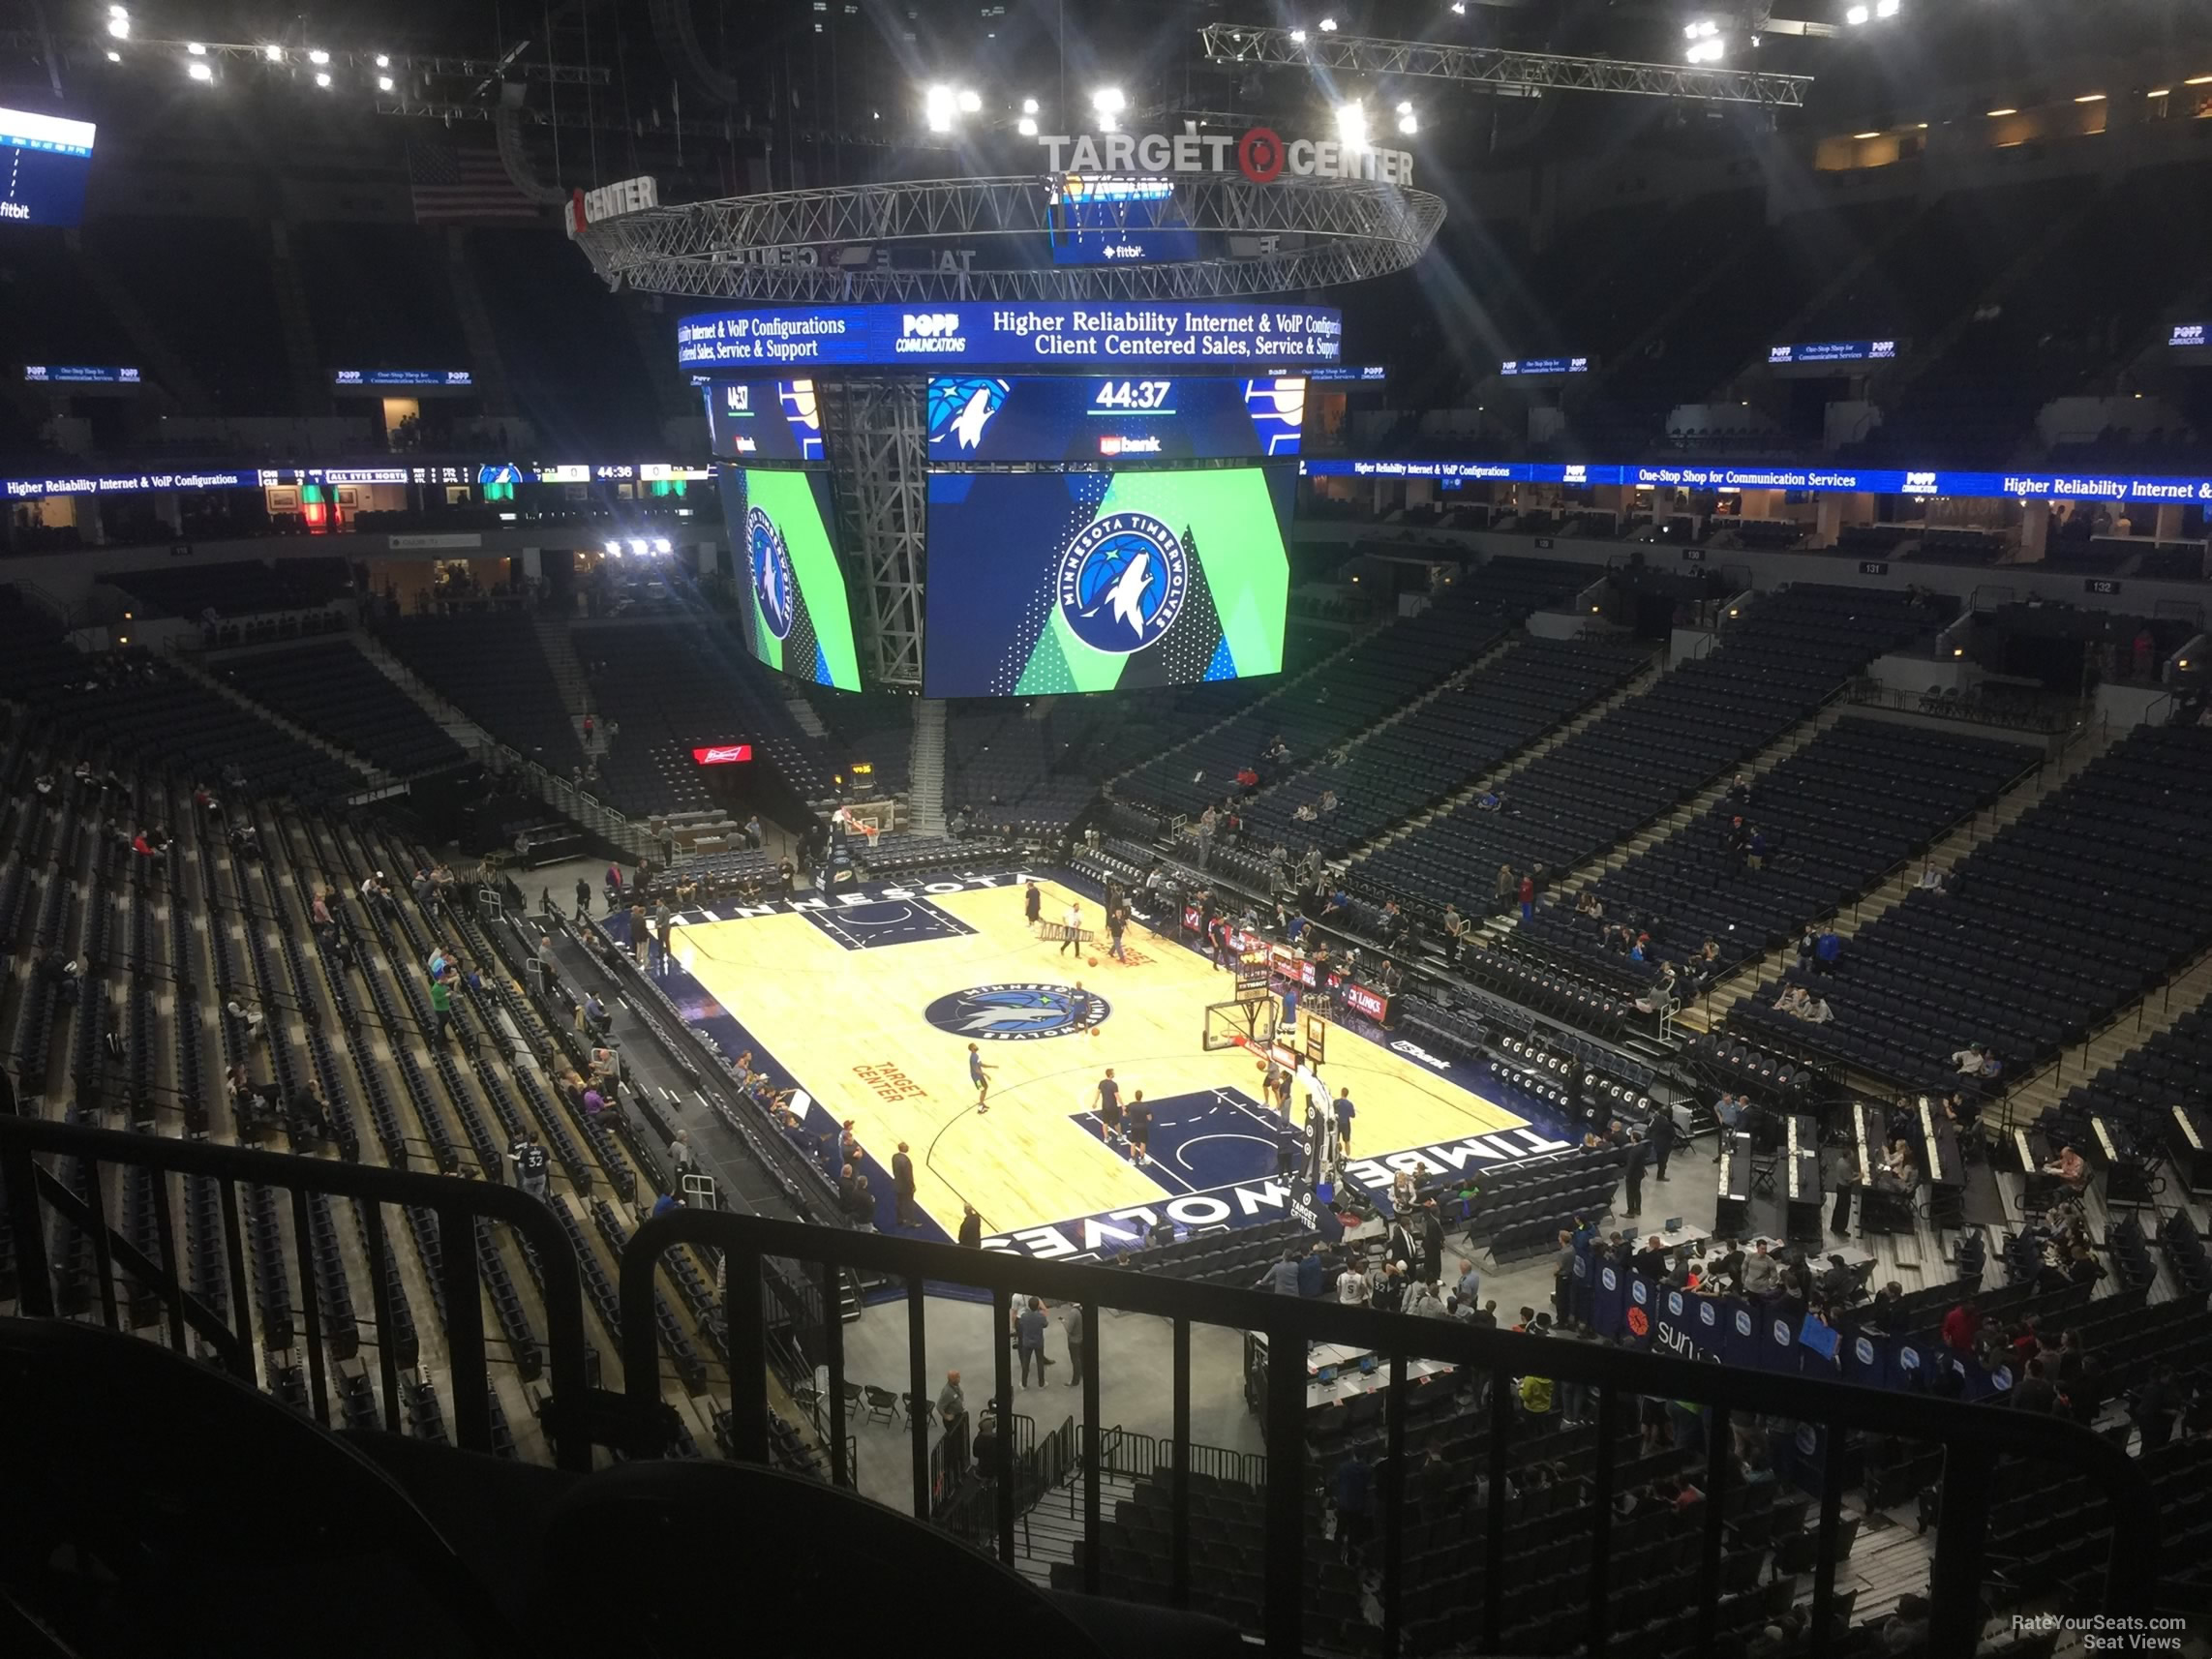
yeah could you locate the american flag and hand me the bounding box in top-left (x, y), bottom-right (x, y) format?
top-left (407, 136), bottom-right (546, 225)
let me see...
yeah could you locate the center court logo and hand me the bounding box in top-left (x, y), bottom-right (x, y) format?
top-left (925, 983), bottom-right (1109, 1041)
top-left (1057, 512), bottom-right (1188, 655)
top-left (745, 506), bottom-right (797, 640)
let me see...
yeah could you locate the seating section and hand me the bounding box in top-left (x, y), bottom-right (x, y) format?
top-left (1350, 587), bottom-right (1944, 918)
top-left (111, 559), bottom-right (353, 624)
top-left (78, 218), bottom-right (294, 415)
top-left (215, 642), bottom-right (468, 778)
top-left (51, 660), bottom-right (357, 804)
top-left (379, 613), bottom-right (585, 772)
top-left (1116, 559), bottom-right (1590, 823)
top-left (1524, 719), bottom-right (2040, 990)
top-left (1239, 637), bottom-right (1656, 855)
top-left (947, 709), bottom-right (1100, 834)
top-left (1729, 723), bottom-right (2212, 1094)
top-left (572, 619), bottom-right (839, 814)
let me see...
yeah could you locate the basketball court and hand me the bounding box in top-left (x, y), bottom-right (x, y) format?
top-left (656, 871), bottom-right (1553, 1253)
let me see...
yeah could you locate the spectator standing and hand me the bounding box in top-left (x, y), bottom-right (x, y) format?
top-left (1015, 1297), bottom-right (1052, 1386)
top-left (1064, 1304), bottom-right (1086, 1386)
top-left (891, 1140), bottom-right (919, 1227)
top-left (1519, 872), bottom-right (1535, 923)
top-left (1649, 1110), bottom-right (1676, 1182)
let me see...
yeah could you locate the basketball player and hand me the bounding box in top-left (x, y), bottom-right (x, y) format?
top-left (1281, 980), bottom-right (1300, 1035)
top-left (968, 1042), bottom-right (995, 1113)
top-left (1024, 880), bottom-right (1042, 931)
top-left (1334, 1086), bottom-right (1357, 1155)
top-left (1060, 900), bottom-right (1083, 955)
top-left (1098, 1076), bottom-right (1127, 1154)
top-left (1124, 1090), bottom-right (1151, 1165)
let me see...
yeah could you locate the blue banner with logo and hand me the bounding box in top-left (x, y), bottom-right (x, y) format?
top-left (1842, 1329), bottom-right (1889, 1391)
top-left (1591, 1252), bottom-right (1627, 1340)
top-left (677, 302), bottom-right (1345, 371)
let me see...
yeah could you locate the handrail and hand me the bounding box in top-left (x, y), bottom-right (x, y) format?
top-left (0, 1115), bottom-right (593, 1471)
top-left (621, 1208), bottom-right (2157, 1658)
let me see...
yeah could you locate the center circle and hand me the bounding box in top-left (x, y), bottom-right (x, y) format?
top-left (925, 982), bottom-right (1110, 1041)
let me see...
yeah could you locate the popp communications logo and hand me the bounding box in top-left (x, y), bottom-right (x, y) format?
top-left (896, 312), bottom-right (967, 355)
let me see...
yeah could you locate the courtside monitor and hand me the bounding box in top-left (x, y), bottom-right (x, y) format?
top-left (923, 466), bottom-right (1291, 698)
top-left (0, 107), bottom-right (96, 227)
top-left (715, 466), bottom-right (863, 692)
top-left (926, 376), bottom-right (1305, 463)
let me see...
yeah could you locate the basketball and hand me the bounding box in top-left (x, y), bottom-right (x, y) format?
top-left (1088, 956), bottom-right (1099, 967)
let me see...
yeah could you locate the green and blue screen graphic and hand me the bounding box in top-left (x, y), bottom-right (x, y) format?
top-left (716, 465), bottom-right (862, 692)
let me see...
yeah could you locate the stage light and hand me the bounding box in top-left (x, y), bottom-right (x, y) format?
top-left (188, 61), bottom-right (212, 81)
top-left (106, 14), bottom-right (129, 40)
top-left (653, 537), bottom-right (672, 555)
top-left (1021, 97), bottom-right (1039, 114)
top-left (628, 538), bottom-right (648, 557)
top-left (309, 49), bottom-right (330, 65)
top-left (1876, 0), bottom-right (1899, 15)
top-left (1397, 111), bottom-right (1418, 135)
top-left (1318, 16), bottom-right (1338, 31)
top-left (924, 83), bottom-right (956, 131)
top-left (187, 41), bottom-right (206, 54)
top-left (262, 43), bottom-right (283, 61)
top-left (1335, 101), bottom-right (1368, 153)
top-left (1017, 115), bottom-right (1037, 135)
top-left (106, 48), bottom-right (120, 61)
top-left (375, 53), bottom-right (390, 69)
top-left (1451, 1), bottom-right (1466, 12)
top-left (957, 88), bottom-right (982, 113)
top-left (1985, 107), bottom-right (2015, 117)
top-left (378, 75), bottom-right (393, 91)
top-left (1852, 131), bottom-right (1880, 139)
top-left (314, 71), bottom-right (331, 87)
top-left (2189, 75), bottom-right (2212, 86)
top-left (1091, 86), bottom-right (1125, 115)
top-left (1288, 28), bottom-right (1306, 42)
top-left (2148, 89), bottom-right (2170, 99)
top-left (603, 541), bottom-right (621, 557)
top-left (1844, 4), bottom-right (1868, 23)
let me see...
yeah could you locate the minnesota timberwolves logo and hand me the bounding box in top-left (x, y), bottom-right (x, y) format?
top-left (1057, 513), bottom-right (1188, 655)
top-left (746, 506), bottom-right (797, 641)
top-left (927, 377), bottom-right (1009, 453)
top-left (925, 982), bottom-right (1109, 1041)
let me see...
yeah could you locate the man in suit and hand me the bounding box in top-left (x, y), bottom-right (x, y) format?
top-left (1418, 1198), bottom-right (1446, 1283)
top-left (892, 1141), bottom-right (918, 1228)
top-left (1649, 1110), bottom-right (1676, 1182)
top-left (956, 1204), bottom-right (983, 1248)
top-left (1621, 1131), bottom-right (1650, 1219)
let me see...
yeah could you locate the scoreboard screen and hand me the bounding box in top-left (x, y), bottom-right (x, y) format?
top-left (925, 376), bottom-right (1304, 463)
top-left (0, 107), bottom-right (96, 227)
top-left (1045, 175), bottom-right (1198, 267)
top-left (704, 379), bottom-right (825, 463)
top-left (923, 466), bottom-right (1291, 698)
top-left (716, 466), bottom-right (862, 691)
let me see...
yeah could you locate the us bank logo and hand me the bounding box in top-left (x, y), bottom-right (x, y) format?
top-left (925, 982), bottom-right (1109, 1041)
top-left (745, 506), bottom-right (797, 640)
top-left (1056, 511), bottom-right (1188, 654)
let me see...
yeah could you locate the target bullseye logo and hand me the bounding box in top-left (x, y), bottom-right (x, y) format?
top-left (1237, 127), bottom-right (1285, 184)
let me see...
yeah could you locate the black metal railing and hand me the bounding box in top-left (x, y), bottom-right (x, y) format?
top-left (0, 1117), bottom-right (2163, 1655)
top-left (0, 1115), bottom-right (593, 1470)
top-left (623, 1207), bottom-right (2158, 1659)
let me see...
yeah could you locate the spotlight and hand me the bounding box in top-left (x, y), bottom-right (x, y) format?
top-left (924, 83), bottom-right (956, 132)
top-left (628, 538), bottom-right (648, 556)
top-left (1397, 112), bottom-right (1417, 135)
top-left (2075, 92), bottom-right (2106, 104)
top-left (187, 41), bottom-right (206, 54)
top-left (1288, 28), bottom-right (1306, 42)
top-left (957, 88), bottom-right (982, 113)
top-left (653, 538), bottom-right (672, 555)
top-left (1875, 0), bottom-right (1899, 14)
top-left (106, 14), bottom-right (129, 39)
top-left (106, 48), bottom-right (120, 60)
top-left (1852, 131), bottom-right (1880, 139)
top-left (1844, 4), bottom-right (1868, 22)
top-left (263, 43), bottom-right (283, 61)
top-left (2189, 75), bottom-right (2212, 86)
top-left (378, 75), bottom-right (393, 92)
top-left (188, 60), bottom-right (212, 81)
top-left (603, 541), bottom-right (621, 557)
top-left (1091, 86), bottom-right (1125, 115)
top-left (1335, 100), bottom-right (1368, 153)
top-left (1397, 100), bottom-right (1413, 114)
top-left (309, 49), bottom-right (330, 65)
top-left (1318, 17), bottom-right (1338, 31)
top-left (1985, 107), bottom-right (2016, 117)
top-left (375, 53), bottom-right (390, 68)
top-left (1017, 115), bottom-right (1037, 136)
top-left (1021, 96), bottom-right (1039, 114)
top-left (314, 71), bottom-right (331, 87)
top-left (1450, 1), bottom-right (1466, 12)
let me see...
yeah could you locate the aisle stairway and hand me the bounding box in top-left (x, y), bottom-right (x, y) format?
top-left (909, 700), bottom-right (948, 835)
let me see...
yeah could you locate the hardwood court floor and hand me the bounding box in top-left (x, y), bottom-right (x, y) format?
top-left (669, 876), bottom-right (1529, 1240)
